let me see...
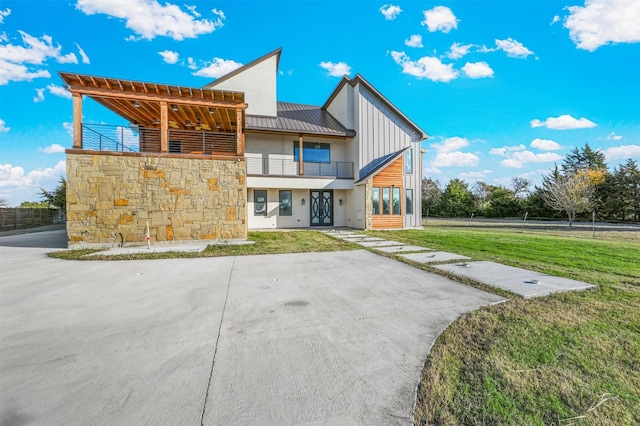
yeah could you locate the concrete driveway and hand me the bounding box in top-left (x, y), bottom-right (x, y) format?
top-left (1, 230), bottom-right (503, 425)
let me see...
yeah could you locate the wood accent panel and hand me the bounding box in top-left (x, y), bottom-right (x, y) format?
top-left (236, 108), bottom-right (244, 156)
top-left (372, 157), bottom-right (404, 229)
top-left (372, 157), bottom-right (403, 188)
top-left (298, 135), bottom-right (304, 176)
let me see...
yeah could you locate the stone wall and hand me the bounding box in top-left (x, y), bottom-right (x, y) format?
top-left (364, 179), bottom-right (373, 230)
top-left (66, 151), bottom-right (247, 247)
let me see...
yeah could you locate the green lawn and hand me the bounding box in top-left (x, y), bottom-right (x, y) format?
top-left (49, 230), bottom-right (357, 260)
top-left (367, 227), bottom-right (640, 425)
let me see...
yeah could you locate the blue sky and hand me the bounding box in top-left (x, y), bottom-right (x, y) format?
top-left (1, 0), bottom-right (639, 206)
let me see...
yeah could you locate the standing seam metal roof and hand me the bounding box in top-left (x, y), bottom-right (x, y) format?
top-left (246, 102), bottom-right (356, 137)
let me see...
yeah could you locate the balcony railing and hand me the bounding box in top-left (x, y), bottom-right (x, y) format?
top-left (246, 157), bottom-right (354, 179)
top-left (79, 123), bottom-right (237, 155)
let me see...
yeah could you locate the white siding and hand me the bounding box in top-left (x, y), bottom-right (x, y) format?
top-left (212, 55), bottom-right (278, 117)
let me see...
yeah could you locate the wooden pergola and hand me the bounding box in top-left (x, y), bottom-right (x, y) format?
top-left (59, 72), bottom-right (248, 155)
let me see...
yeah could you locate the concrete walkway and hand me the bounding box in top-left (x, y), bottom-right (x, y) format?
top-left (1, 230), bottom-right (504, 425)
top-left (325, 230), bottom-right (595, 298)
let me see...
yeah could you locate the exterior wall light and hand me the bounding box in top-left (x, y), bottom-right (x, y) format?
top-left (301, 198), bottom-right (305, 205)
top-left (339, 199), bottom-right (343, 206)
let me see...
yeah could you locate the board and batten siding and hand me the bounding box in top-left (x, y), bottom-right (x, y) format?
top-left (371, 157), bottom-right (403, 229)
top-left (403, 143), bottom-right (422, 227)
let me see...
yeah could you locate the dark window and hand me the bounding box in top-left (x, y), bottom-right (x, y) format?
top-left (405, 148), bottom-right (413, 174)
top-left (279, 190), bottom-right (292, 216)
top-left (372, 187), bottom-right (380, 215)
top-left (293, 142), bottom-right (330, 163)
top-left (382, 188), bottom-right (390, 215)
top-left (254, 190), bottom-right (267, 216)
top-left (405, 189), bottom-right (413, 215)
top-left (392, 187), bottom-right (401, 215)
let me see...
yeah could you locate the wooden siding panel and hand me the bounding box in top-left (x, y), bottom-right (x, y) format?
top-left (372, 157), bottom-right (404, 229)
top-left (372, 157), bottom-right (403, 188)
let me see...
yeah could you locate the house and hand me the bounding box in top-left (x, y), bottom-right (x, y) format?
top-left (61, 49), bottom-right (427, 247)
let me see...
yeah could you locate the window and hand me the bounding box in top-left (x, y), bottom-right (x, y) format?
top-left (372, 188), bottom-right (380, 215)
top-left (405, 189), bottom-right (413, 215)
top-left (392, 187), bottom-right (401, 215)
top-left (293, 142), bottom-right (330, 163)
top-left (254, 190), bottom-right (267, 216)
top-left (279, 190), bottom-right (292, 216)
top-left (404, 148), bottom-right (413, 174)
top-left (382, 188), bottom-right (390, 215)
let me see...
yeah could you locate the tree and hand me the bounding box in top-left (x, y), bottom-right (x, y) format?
top-left (421, 178), bottom-right (442, 215)
top-left (20, 200), bottom-right (50, 208)
top-left (0, 198), bottom-right (7, 207)
top-left (40, 177), bottom-right (66, 209)
top-left (600, 159), bottom-right (640, 221)
top-left (484, 187), bottom-right (524, 218)
top-left (434, 178), bottom-right (475, 217)
top-left (542, 172), bottom-right (595, 226)
top-left (561, 143), bottom-right (607, 175)
top-left (511, 177), bottom-right (531, 199)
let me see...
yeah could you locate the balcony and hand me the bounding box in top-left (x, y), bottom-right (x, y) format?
top-left (79, 123), bottom-right (238, 156)
top-left (246, 157), bottom-right (353, 179)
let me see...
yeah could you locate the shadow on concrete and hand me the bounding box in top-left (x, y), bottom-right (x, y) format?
top-left (0, 227), bottom-right (67, 248)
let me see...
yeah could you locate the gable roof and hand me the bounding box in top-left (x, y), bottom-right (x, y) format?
top-left (355, 147), bottom-right (410, 185)
top-left (204, 48), bottom-right (282, 89)
top-left (246, 102), bottom-right (356, 137)
top-left (323, 74), bottom-right (428, 141)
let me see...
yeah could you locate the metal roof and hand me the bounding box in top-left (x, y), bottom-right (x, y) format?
top-left (246, 102), bottom-right (356, 137)
top-left (355, 147), bottom-right (410, 185)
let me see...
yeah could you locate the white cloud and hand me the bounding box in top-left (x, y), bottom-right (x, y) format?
top-left (606, 131), bottom-right (623, 140)
top-left (404, 34), bottom-right (423, 48)
top-left (319, 61), bottom-right (352, 77)
top-left (75, 0), bottom-right (225, 41)
top-left (187, 57), bottom-right (197, 69)
top-left (551, 15), bottom-right (561, 25)
top-left (211, 8), bottom-right (225, 20)
top-left (75, 43), bottom-right (90, 64)
top-left (459, 170), bottom-right (492, 181)
top-left (0, 161), bottom-right (66, 206)
top-left (421, 6), bottom-right (458, 33)
top-left (33, 88), bottom-right (45, 102)
top-left (390, 51), bottom-right (458, 82)
top-left (159, 50), bottom-right (179, 64)
top-left (489, 144), bottom-right (526, 156)
top-left (0, 30), bottom-right (79, 85)
top-left (565, 0), bottom-right (640, 51)
top-left (63, 122), bottom-right (74, 139)
top-left (0, 118), bottom-right (9, 132)
top-left (185, 4), bottom-right (200, 18)
top-left (0, 8), bottom-right (10, 23)
top-left (530, 114), bottom-right (597, 130)
top-left (380, 4), bottom-right (402, 20)
top-left (501, 150), bottom-right (563, 168)
top-left (39, 144), bottom-right (66, 154)
top-left (494, 38), bottom-right (534, 58)
top-left (192, 57), bottom-right (242, 78)
top-left (603, 144), bottom-right (640, 160)
top-left (530, 138), bottom-right (561, 150)
top-left (46, 84), bottom-right (72, 99)
top-left (447, 42), bottom-right (473, 60)
top-left (430, 137), bottom-right (480, 167)
top-left (462, 61), bottom-right (494, 78)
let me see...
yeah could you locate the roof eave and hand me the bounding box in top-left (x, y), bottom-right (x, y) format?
top-left (204, 47), bottom-right (282, 89)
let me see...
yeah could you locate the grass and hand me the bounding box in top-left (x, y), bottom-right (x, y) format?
top-left (48, 230), bottom-right (357, 260)
top-left (366, 225), bottom-right (640, 425)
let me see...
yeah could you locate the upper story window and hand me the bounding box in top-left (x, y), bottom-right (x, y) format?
top-left (404, 148), bottom-right (413, 174)
top-left (293, 142), bottom-right (330, 163)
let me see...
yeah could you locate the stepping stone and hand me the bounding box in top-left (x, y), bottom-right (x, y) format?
top-left (400, 251), bottom-right (471, 264)
top-left (357, 240), bottom-right (405, 247)
top-left (432, 261), bottom-right (596, 298)
top-left (352, 237), bottom-right (386, 242)
top-left (375, 245), bottom-right (432, 253)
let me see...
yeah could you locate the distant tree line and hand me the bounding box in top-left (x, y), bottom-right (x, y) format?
top-left (422, 144), bottom-right (640, 224)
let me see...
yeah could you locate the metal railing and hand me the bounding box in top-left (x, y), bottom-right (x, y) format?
top-left (79, 123), bottom-right (237, 155)
top-left (246, 157), bottom-right (354, 179)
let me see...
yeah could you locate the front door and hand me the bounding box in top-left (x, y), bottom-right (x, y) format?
top-left (310, 190), bottom-right (333, 226)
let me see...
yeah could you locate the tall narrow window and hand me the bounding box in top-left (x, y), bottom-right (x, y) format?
top-left (392, 187), bottom-right (401, 215)
top-left (372, 188), bottom-right (380, 215)
top-left (254, 190), bottom-right (267, 216)
top-left (382, 188), bottom-right (390, 215)
top-left (405, 148), bottom-right (413, 174)
top-left (405, 189), bottom-right (413, 215)
top-left (279, 190), bottom-right (292, 216)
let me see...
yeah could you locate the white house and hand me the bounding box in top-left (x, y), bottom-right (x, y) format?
top-left (207, 48), bottom-right (428, 230)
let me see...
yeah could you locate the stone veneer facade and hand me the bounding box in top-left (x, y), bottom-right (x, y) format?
top-left (66, 151), bottom-right (247, 248)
